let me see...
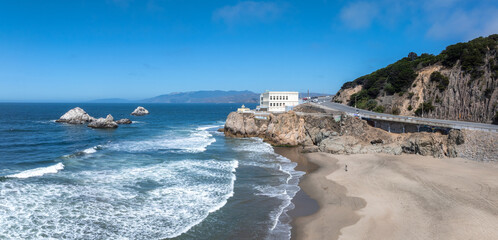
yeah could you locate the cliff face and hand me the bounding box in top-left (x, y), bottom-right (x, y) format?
top-left (224, 110), bottom-right (474, 159)
top-left (334, 34), bottom-right (498, 124)
top-left (224, 111), bottom-right (306, 146)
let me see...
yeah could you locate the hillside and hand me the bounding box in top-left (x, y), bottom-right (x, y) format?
top-left (142, 90), bottom-right (260, 103)
top-left (90, 91), bottom-right (331, 104)
top-left (334, 34), bottom-right (498, 124)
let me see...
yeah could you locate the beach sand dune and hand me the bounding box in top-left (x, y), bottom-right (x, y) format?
top-left (294, 153), bottom-right (498, 240)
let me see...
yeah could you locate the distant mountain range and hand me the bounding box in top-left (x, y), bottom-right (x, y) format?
top-left (89, 90), bottom-right (331, 104)
top-left (143, 90), bottom-right (259, 103)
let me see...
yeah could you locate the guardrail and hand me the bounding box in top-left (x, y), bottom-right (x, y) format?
top-left (346, 112), bottom-right (498, 133)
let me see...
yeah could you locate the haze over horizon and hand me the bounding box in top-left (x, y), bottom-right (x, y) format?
top-left (1, 0), bottom-right (497, 102)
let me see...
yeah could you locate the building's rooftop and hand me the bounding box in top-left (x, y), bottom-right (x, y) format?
top-left (263, 91), bottom-right (298, 93)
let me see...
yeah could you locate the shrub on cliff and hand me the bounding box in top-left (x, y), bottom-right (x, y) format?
top-left (430, 71), bottom-right (450, 92)
top-left (493, 111), bottom-right (498, 125)
top-left (365, 99), bottom-right (378, 110)
top-left (391, 107), bottom-right (401, 115)
top-left (373, 105), bottom-right (385, 113)
top-left (415, 101), bottom-right (435, 116)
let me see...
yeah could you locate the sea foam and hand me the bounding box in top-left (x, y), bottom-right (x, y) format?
top-left (107, 125), bottom-right (217, 153)
top-left (5, 163), bottom-right (64, 179)
top-left (233, 137), bottom-right (304, 239)
top-left (0, 159), bottom-right (238, 239)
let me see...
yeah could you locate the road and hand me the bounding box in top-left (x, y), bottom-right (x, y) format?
top-left (308, 97), bottom-right (498, 132)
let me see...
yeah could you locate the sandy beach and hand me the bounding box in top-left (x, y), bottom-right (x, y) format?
top-left (288, 152), bottom-right (498, 240)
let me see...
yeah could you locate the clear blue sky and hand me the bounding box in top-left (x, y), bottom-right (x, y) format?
top-left (1, 0), bottom-right (497, 101)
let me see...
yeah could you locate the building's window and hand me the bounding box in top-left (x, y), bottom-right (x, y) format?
top-left (286, 96), bottom-right (288, 100)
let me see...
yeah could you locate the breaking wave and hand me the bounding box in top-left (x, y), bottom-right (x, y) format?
top-left (0, 159), bottom-right (238, 239)
top-left (107, 126), bottom-right (217, 153)
top-left (233, 138), bottom-right (304, 239)
top-left (5, 163), bottom-right (64, 179)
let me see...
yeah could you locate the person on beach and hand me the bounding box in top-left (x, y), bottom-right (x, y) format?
top-left (345, 164), bottom-right (348, 172)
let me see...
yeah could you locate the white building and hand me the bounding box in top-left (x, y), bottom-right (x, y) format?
top-left (237, 105), bottom-right (251, 113)
top-left (259, 91), bottom-right (299, 112)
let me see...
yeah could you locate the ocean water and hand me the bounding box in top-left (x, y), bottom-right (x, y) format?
top-left (0, 103), bottom-right (303, 240)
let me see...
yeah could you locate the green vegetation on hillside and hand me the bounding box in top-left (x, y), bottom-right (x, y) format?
top-left (339, 34), bottom-right (498, 112)
top-left (346, 53), bottom-right (440, 112)
top-left (441, 35), bottom-right (498, 80)
top-left (415, 101), bottom-right (435, 116)
top-left (430, 71), bottom-right (449, 92)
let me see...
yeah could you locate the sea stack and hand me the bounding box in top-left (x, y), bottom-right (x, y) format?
top-left (131, 106), bottom-right (149, 116)
top-left (88, 114), bottom-right (118, 128)
top-left (56, 107), bottom-right (96, 124)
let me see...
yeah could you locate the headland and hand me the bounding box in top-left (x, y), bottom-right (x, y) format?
top-left (222, 103), bottom-right (498, 239)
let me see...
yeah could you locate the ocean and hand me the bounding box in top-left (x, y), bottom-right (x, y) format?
top-left (0, 103), bottom-right (303, 240)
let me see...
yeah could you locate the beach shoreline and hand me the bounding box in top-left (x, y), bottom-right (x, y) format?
top-left (275, 148), bottom-right (364, 240)
top-left (275, 147), bottom-right (498, 240)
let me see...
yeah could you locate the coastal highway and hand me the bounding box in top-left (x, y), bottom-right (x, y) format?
top-left (310, 98), bottom-right (498, 132)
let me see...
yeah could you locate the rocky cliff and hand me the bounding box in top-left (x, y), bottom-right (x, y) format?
top-left (223, 108), bottom-right (482, 159)
top-left (334, 34), bottom-right (498, 124)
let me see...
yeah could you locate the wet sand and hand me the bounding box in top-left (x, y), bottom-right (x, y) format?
top-left (279, 150), bottom-right (498, 240)
top-left (274, 147), bottom-right (319, 219)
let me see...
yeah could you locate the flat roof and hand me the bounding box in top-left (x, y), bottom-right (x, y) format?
top-left (261, 91), bottom-right (298, 94)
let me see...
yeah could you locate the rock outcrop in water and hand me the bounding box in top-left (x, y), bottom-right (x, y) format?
top-left (116, 118), bottom-right (132, 124)
top-left (222, 106), bottom-right (489, 159)
top-left (88, 114), bottom-right (118, 129)
top-left (131, 106), bottom-right (149, 116)
top-left (56, 107), bottom-right (96, 124)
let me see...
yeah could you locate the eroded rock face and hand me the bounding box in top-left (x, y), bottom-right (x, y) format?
top-left (334, 63), bottom-right (498, 124)
top-left (266, 111), bottom-right (307, 146)
top-left (116, 118), bottom-right (132, 124)
top-left (88, 114), bottom-right (118, 129)
top-left (401, 133), bottom-right (447, 158)
top-left (56, 107), bottom-right (96, 124)
top-left (224, 111), bottom-right (307, 146)
top-left (131, 106), bottom-right (149, 116)
top-left (223, 111), bottom-right (471, 159)
top-left (224, 112), bottom-right (266, 138)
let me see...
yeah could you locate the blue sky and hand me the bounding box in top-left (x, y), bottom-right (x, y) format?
top-left (1, 0), bottom-right (497, 101)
